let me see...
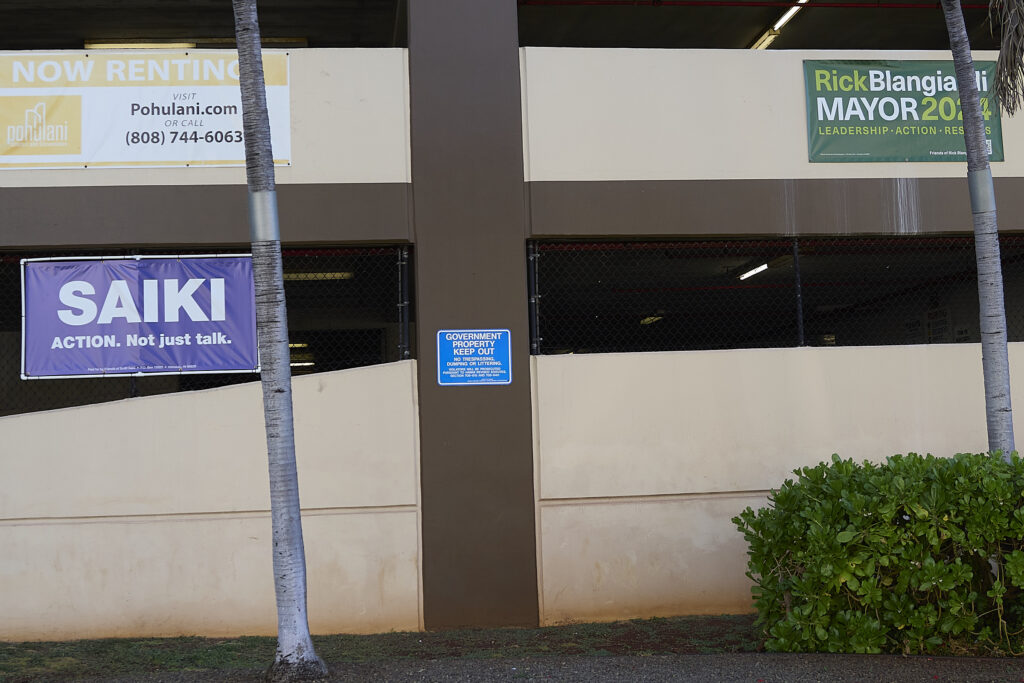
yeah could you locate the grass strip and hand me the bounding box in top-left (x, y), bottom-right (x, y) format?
top-left (0, 614), bottom-right (758, 680)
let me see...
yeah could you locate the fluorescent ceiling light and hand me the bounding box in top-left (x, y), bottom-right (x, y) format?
top-left (288, 343), bottom-right (308, 349)
top-left (85, 41), bottom-right (197, 49)
top-left (290, 362), bottom-right (315, 367)
top-left (739, 263), bottom-right (769, 280)
top-left (191, 37), bottom-right (309, 47)
top-left (282, 271), bottom-right (354, 281)
top-left (751, 30), bottom-right (779, 50)
top-left (773, 0), bottom-right (810, 31)
top-left (773, 7), bottom-right (801, 31)
top-left (751, 0), bottom-right (809, 49)
top-left (87, 37), bottom-right (307, 50)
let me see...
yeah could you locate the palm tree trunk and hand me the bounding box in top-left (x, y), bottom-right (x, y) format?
top-left (232, 1), bottom-right (327, 679)
top-left (940, 0), bottom-right (1016, 461)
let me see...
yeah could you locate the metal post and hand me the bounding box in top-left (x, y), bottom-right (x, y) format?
top-left (398, 246), bottom-right (411, 359)
top-left (127, 247), bottom-right (140, 397)
top-left (527, 242), bottom-right (541, 354)
top-left (793, 236), bottom-right (805, 347)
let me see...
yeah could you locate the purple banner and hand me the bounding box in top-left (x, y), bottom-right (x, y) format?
top-left (22, 256), bottom-right (259, 378)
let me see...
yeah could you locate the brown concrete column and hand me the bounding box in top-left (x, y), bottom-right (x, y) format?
top-left (408, 0), bottom-right (538, 628)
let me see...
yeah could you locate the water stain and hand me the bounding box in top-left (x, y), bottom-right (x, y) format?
top-left (891, 177), bottom-right (921, 234)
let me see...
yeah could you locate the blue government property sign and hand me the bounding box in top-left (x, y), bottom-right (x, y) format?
top-left (21, 255), bottom-right (259, 379)
top-left (436, 329), bottom-right (512, 386)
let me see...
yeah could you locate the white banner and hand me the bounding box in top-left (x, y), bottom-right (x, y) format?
top-left (0, 50), bottom-right (290, 169)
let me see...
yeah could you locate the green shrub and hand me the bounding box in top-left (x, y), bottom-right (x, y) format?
top-left (733, 452), bottom-right (1024, 655)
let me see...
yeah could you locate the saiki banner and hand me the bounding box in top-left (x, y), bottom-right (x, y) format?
top-left (21, 255), bottom-right (259, 378)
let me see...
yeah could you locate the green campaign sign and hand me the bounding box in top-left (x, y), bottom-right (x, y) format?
top-left (804, 60), bottom-right (1003, 163)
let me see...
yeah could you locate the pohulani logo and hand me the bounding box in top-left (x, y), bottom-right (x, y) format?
top-left (6, 101), bottom-right (68, 147)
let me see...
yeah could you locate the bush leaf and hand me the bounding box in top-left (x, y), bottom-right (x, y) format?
top-left (836, 530), bottom-right (857, 544)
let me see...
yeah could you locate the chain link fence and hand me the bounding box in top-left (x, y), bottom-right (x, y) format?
top-left (11, 235), bottom-right (1024, 414)
top-left (528, 234), bottom-right (1024, 355)
top-left (1, 245), bottom-right (413, 417)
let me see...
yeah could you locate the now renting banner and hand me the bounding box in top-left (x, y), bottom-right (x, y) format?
top-left (22, 255), bottom-right (259, 378)
top-left (0, 50), bottom-right (290, 168)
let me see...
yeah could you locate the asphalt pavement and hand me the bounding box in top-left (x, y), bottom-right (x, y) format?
top-left (89, 652), bottom-right (1024, 682)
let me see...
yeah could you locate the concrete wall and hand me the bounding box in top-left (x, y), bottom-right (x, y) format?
top-left (521, 48), bottom-right (1024, 238)
top-left (5, 344), bottom-right (1023, 637)
top-left (0, 48), bottom-right (410, 188)
top-left (0, 361), bottom-right (421, 640)
top-left (0, 48), bottom-right (413, 247)
top-left (9, 47), bottom-right (1021, 190)
top-left (5, 45), bottom-right (1024, 638)
top-left (521, 48), bottom-right (1024, 182)
top-left (532, 343), bottom-right (1024, 624)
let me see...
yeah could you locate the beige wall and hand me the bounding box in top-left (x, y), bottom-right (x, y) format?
top-left (0, 360), bottom-right (421, 640)
top-left (1, 48), bottom-right (411, 188)
top-left (521, 48), bottom-right (1024, 182)
top-left (532, 343), bottom-right (1024, 624)
top-left (9, 47), bottom-right (1014, 189)
top-left (5, 345), bottom-right (1023, 637)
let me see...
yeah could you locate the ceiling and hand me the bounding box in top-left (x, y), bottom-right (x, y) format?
top-left (0, 1), bottom-right (406, 50)
top-left (0, 0), bottom-right (1001, 51)
top-left (519, 1), bottom-right (998, 51)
